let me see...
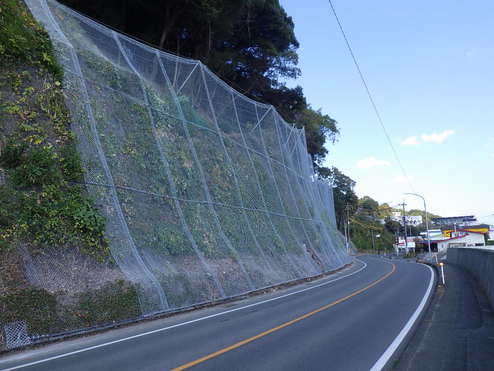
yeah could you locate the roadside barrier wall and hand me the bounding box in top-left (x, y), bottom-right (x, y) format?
top-left (447, 247), bottom-right (494, 310)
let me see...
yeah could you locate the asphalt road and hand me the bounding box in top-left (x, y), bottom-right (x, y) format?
top-left (0, 256), bottom-right (434, 371)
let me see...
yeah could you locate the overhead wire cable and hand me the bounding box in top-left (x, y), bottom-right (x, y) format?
top-left (327, 0), bottom-right (415, 192)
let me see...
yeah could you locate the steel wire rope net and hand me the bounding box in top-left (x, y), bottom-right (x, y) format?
top-left (23, 0), bottom-right (351, 316)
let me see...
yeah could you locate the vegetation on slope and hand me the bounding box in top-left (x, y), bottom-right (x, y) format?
top-left (349, 216), bottom-right (395, 252)
top-left (0, 0), bottom-right (140, 338)
top-left (59, 0), bottom-right (340, 176)
top-left (56, 0), bottom-right (360, 241)
top-left (0, 0), bottom-right (107, 257)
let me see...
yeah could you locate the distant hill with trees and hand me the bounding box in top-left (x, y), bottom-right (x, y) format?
top-left (345, 195), bottom-right (442, 251)
top-left (407, 209), bottom-right (442, 221)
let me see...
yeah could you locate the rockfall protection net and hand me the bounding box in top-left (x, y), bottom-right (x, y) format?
top-left (3, 321), bottom-right (31, 350)
top-left (25, 0), bottom-right (350, 315)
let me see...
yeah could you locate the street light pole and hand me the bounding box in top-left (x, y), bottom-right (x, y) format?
top-left (404, 193), bottom-right (432, 254)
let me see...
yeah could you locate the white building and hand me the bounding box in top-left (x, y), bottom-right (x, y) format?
top-left (433, 230), bottom-right (486, 252)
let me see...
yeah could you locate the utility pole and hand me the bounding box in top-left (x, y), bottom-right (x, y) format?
top-left (398, 201), bottom-right (408, 253)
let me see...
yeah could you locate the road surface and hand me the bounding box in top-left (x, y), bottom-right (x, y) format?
top-left (0, 256), bottom-right (434, 371)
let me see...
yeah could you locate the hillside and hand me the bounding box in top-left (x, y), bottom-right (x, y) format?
top-left (376, 203), bottom-right (440, 222)
top-left (0, 0), bottom-right (348, 350)
top-left (347, 197), bottom-right (442, 252)
top-left (0, 0), bottom-right (143, 349)
top-left (407, 209), bottom-right (441, 220)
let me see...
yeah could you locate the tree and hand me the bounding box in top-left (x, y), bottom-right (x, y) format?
top-left (377, 203), bottom-right (393, 218)
top-left (359, 196), bottom-right (379, 215)
top-left (384, 218), bottom-right (400, 235)
top-left (407, 209), bottom-right (441, 220)
top-left (325, 167), bottom-right (358, 232)
top-left (60, 0), bottom-right (300, 101)
top-left (294, 106), bottom-right (339, 169)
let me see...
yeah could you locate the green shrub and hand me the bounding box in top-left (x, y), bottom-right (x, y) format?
top-left (9, 146), bottom-right (62, 187)
top-left (0, 141), bottom-right (25, 169)
top-left (0, 288), bottom-right (58, 334)
top-left (16, 184), bottom-right (108, 259)
top-left (0, 142), bottom-right (107, 259)
top-left (75, 281), bottom-right (140, 326)
top-left (0, 0), bottom-right (62, 78)
top-left (0, 0), bottom-right (108, 260)
top-left (59, 145), bottom-right (84, 181)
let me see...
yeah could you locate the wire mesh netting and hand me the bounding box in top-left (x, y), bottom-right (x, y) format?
top-left (24, 0), bottom-right (350, 316)
top-left (3, 321), bottom-right (31, 350)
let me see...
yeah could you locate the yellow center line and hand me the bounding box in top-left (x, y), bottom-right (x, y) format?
top-left (171, 262), bottom-right (397, 371)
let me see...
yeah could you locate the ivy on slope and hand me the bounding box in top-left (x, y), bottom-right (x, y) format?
top-left (0, 0), bottom-right (145, 338)
top-left (0, 0), bottom-right (108, 260)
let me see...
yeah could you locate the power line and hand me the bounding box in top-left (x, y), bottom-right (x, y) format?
top-left (326, 0), bottom-right (415, 193)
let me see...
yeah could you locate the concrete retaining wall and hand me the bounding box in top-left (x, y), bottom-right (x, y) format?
top-left (447, 248), bottom-right (494, 310)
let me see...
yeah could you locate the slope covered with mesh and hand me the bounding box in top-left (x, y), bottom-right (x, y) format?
top-left (25, 0), bottom-right (350, 314)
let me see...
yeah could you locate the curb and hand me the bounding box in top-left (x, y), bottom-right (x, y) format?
top-left (380, 260), bottom-right (438, 370)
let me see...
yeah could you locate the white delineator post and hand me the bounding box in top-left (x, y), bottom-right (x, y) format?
top-left (439, 262), bottom-right (445, 285)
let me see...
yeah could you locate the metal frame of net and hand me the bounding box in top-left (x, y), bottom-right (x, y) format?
top-left (25, 0), bottom-right (350, 315)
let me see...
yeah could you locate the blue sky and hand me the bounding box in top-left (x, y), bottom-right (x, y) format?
top-left (280, 0), bottom-right (493, 221)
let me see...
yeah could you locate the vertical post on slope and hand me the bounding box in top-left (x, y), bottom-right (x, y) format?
top-left (344, 216), bottom-right (348, 253)
top-left (371, 230), bottom-right (375, 252)
top-left (439, 262), bottom-right (445, 285)
top-left (344, 204), bottom-right (351, 253)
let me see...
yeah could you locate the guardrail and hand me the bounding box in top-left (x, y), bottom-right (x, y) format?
top-left (447, 247), bottom-right (494, 310)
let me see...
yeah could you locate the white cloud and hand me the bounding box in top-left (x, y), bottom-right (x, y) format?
top-left (394, 175), bottom-right (414, 184)
top-left (421, 129), bottom-right (455, 144)
top-left (356, 156), bottom-right (391, 169)
top-left (401, 136), bottom-right (420, 146)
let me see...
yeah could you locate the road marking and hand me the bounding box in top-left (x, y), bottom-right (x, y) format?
top-left (1, 259), bottom-right (367, 371)
top-left (171, 262), bottom-right (396, 371)
top-left (370, 263), bottom-right (435, 371)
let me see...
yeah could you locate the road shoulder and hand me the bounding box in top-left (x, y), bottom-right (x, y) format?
top-left (393, 263), bottom-right (494, 370)
top-left (0, 259), bottom-right (367, 370)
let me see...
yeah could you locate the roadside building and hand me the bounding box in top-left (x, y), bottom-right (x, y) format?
top-left (442, 224), bottom-right (490, 238)
top-left (431, 230), bottom-right (486, 252)
top-left (419, 229), bottom-right (443, 240)
top-left (432, 215), bottom-right (477, 227)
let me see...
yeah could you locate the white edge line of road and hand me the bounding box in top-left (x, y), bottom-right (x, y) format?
top-left (370, 262), bottom-right (435, 371)
top-left (1, 258), bottom-right (368, 371)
